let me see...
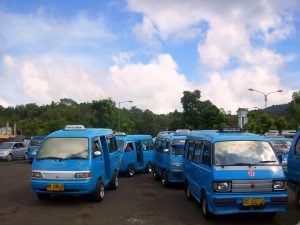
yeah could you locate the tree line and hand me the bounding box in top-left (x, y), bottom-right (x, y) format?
top-left (0, 90), bottom-right (299, 137)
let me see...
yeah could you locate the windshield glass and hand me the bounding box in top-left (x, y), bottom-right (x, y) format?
top-left (269, 140), bottom-right (291, 154)
top-left (117, 140), bottom-right (125, 150)
top-left (29, 139), bottom-right (44, 147)
top-left (214, 140), bottom-right (278, 166)
top-left (36, 138), bottom-right (89, 159)
top-left (171, 139), bottom-right (185, 155)
top-left (0, 142), bottom-right (13, 149)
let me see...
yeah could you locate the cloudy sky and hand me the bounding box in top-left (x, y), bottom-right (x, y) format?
top-left (1, 0), bottom-right (299, 114)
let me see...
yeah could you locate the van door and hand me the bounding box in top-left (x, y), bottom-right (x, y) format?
top-left (106, 135), bottom-right (120, 181)
top-left (288, 133), bottom-right (300, 183)
top-left (124, 141), bottom-right (135, 167)
top-left (135, 141), bottom-right (143, 167)
top-left (92, 137), bottom-right (105, 182)
top-left (198, 141), bottom-right (213, 196)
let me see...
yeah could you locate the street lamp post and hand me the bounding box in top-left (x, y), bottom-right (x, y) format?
top-left (118, 100), bottom-right (133, 131)
top-left (248, 88), bottom-right (283, 108)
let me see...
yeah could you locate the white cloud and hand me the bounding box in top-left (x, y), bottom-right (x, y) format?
top-left (127, 0), bottom-right (299, 113)
top-left (104, 54), bottom-right (196, 114)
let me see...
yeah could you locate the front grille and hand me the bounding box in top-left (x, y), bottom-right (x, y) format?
top-left (42, 172), bottom-right (74, 180)
top-left (232, 180), bottom-right (273, 192)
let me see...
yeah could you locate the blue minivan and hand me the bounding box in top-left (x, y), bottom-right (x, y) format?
top-left (263, 135), bottom-right (291, 172)
top-left (116, 133), bottom-right (154, 176)
top-left (184, 129), bottom-right (288, 219)
top-left (152, 129), bottom-right (190, 186)
top-left (31, 125), bottom-right (121, 202)
top-left (287, 129), bottom-right (300, 206)
top-left (28, 136), bottom-right (46, 163)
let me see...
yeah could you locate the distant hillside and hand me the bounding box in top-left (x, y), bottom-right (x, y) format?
top-left (264, 103), bottom-right (290, 115)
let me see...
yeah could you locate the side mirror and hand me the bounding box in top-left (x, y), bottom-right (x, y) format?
top-left (94, 151), bottom-right (102, 156)
top-left (163, 148), bottom-right (169, 153)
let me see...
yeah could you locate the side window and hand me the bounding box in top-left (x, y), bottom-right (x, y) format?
top-left (93, 137), bottom-right (101, 156)
top-left (165, 139), bottom-right (170, 150)
top-left (141, 140), bottom-right (149, 151)
top-left (187, 141), bottom-right (195, 161)
top-left (192, 141), bottom-right (202, 164)
top-left (202, 141), bottom-right (212, 166)
top-left (295, 137), bottom-right (300, 156)
top-left (107, 136), bottom-right (117, 153)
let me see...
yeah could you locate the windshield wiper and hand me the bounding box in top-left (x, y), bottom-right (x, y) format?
top-left (66, 156), bottom-right (88, 159)
top-left (219, 163), bottom-right (256, 167)
top-left (257, 160), bottom-right (277, 164)
top-left (37, 156), bottom-right (65, 160)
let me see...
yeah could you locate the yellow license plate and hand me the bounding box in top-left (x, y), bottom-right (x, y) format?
top-left (243, 197), bottom-right (265, 206)
top-left (47, 184), bottom-right (64, 191)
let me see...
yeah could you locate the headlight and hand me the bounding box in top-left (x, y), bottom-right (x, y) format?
top-left (31, 171), bottom-right (43, 179)
top-left (213, 181), bottom-right (232, 192)
top-left (74, 172), bottom-right (92, 179)
top-left (170, 163), bottom-right (183, 169)
top-left (273, 180), bottom-right (287, 191)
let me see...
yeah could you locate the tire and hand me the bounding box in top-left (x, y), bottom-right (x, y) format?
top-left (185, 181), bottom-right (193, 200)
top-left (146, 163), bottom-right (153, 174)
top-left (110, 173), bottom-right (119, 190)
top-left (7, 154), bottom-right (13, 161)
top-left (200, 191), bottom-right (213, 219)
top-left (90, 180), bottom-right (105, 202)
top-left (152, 169), bottom-right (159, 181)
top-left (127, 165), bottom-right (135, 177)
top-left (161, 171), bottom-right (168, 186)
top-left (37, 193), bottom-right (49, 200)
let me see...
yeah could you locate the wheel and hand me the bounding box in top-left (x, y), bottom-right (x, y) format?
top-left (37, 193), bottom-right (49, 200)
top-left (90, 180), bottom-right (105, 202)
top-left (127, 165), bottom-right (135, 177)
top-left (110, 173), bottom-right (119, 190)
top-left (24, 152), bottom-right (29, 160)
top-left (152, 169), bottom-right (159, 181)
top-left (146, 163), bottom-right (153, 174)
top-left (200, 191), bottom-right (213, 219)
top-left (161, 171), bottom-right (168, 186)
top-left (185, 181), bottom-right (193, 200)
top-left (7, 154), bottom-right (13, 161)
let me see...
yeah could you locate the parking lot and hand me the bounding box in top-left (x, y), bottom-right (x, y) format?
top-left (1, 160), bottom-right (300, 225)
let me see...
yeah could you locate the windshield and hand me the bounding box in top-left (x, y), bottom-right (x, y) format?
top-left (117, 140), bottom-right (125, 150)
top-left (36, 138), bottom-right (89, 159)
top-left (0, 142), bottom-right (13, 149)
top-left (29, 139), bottom-right (44, 147)
top-left (171, 139), bottom-right (185, 155)
top-left (269, 140), bottom-right (291, 154)
top-left (214, 140), bottom-right (279, 166)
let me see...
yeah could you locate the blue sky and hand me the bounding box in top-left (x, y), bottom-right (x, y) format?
top-left (0, 0), bottom-right (299, 114)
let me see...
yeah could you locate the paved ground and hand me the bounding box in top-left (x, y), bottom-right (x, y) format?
top-left (0, 160), bottom-right (300, 225)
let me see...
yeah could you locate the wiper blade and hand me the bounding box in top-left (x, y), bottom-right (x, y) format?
top-left (257, 160), bottom-right (277, 164)
top-left (37, 156), bottom-right (65, 160)
top-left (219, 163), bottom-right (256, 166)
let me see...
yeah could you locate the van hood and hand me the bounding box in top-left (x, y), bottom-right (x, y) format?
top-left (213, 165), bottom-right (286, 180)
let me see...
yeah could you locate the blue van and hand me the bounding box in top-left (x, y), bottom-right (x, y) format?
top-left (184, 129), bottom-right (288, 219)
top-left (287, 129), bottom-right (300, 206)
top-left (28, 136), bottom-right (46, 163)
top-left (30, 125), bottom-right (121, 202)
top-left (116, 133), bottom-right (154, 176)
top-left (263, 135), bottom-right (291, 172)
top-left (152, 129), bottom-right (190, 186)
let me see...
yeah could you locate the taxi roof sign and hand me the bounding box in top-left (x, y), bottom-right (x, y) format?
top-left (64, 125), bottom-right (86, 130)
top-left (219, 127), bottom-right (242, 132)
top-left (115, 132), bottom-right (126, 136)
